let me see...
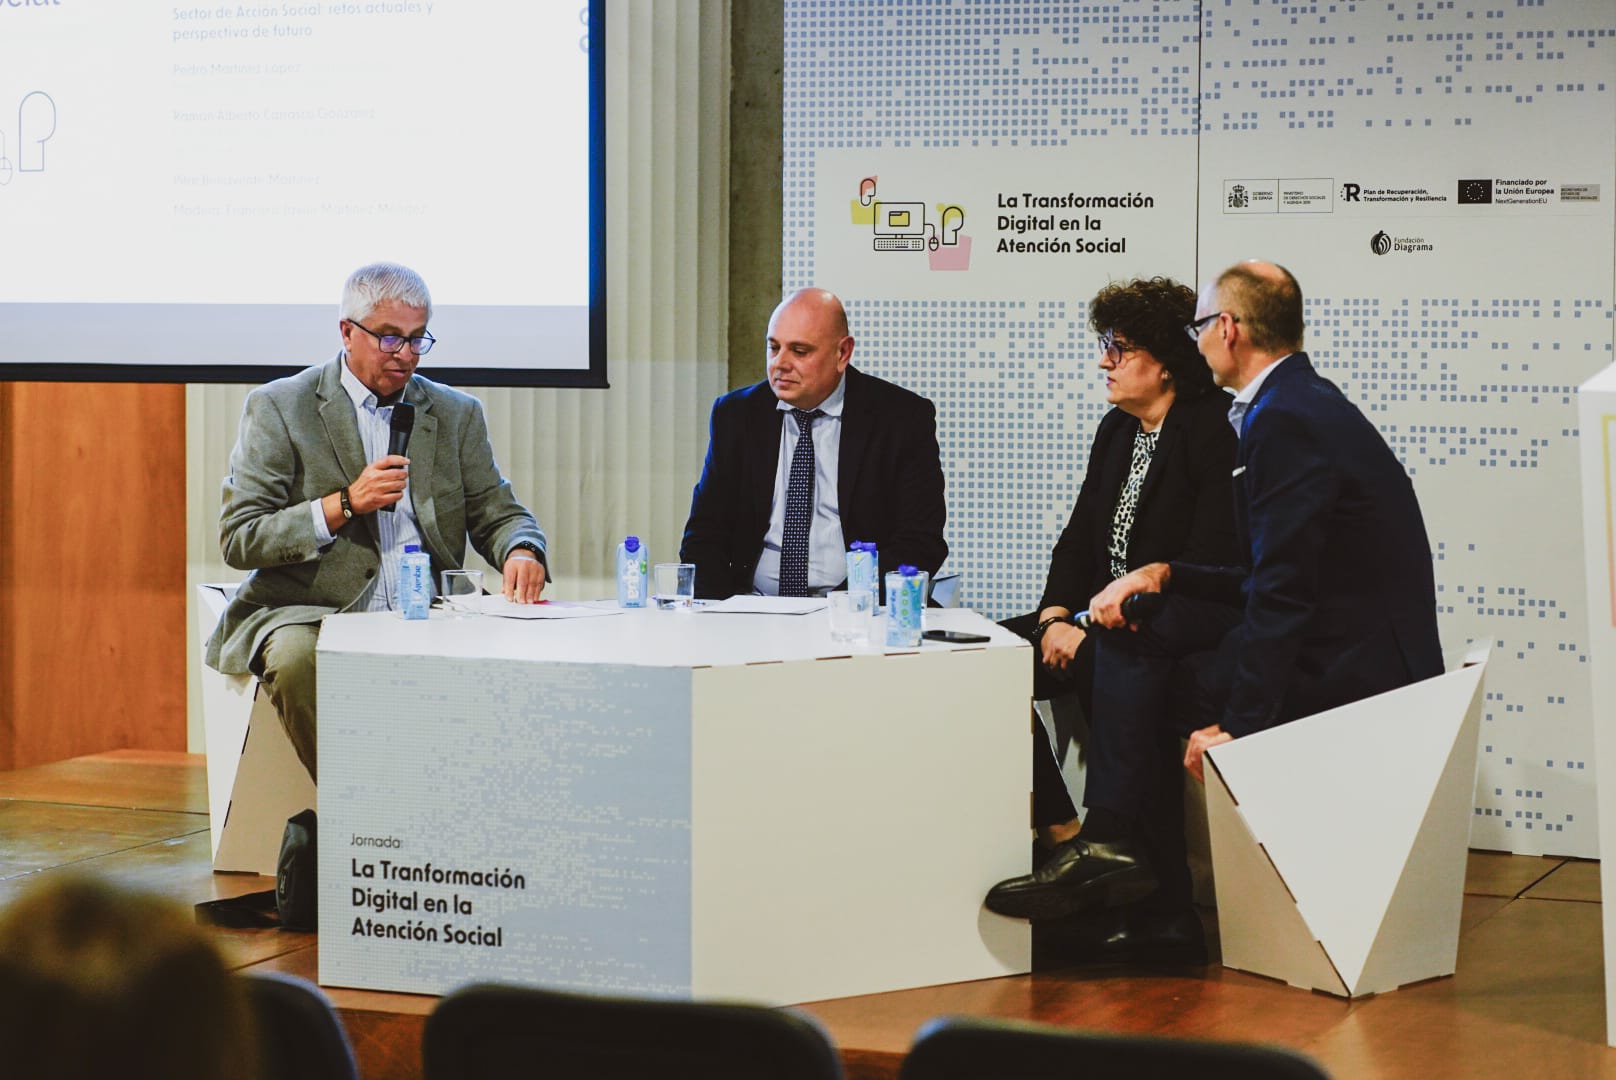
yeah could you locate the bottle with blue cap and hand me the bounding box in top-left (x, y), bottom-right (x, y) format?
top-left (616, 535), bottom-right (649, 608)
top-left (398, 543), bottom-right (432, 620)
top-left (845, 540), bottom-right (879, 604)
top-left (885, 564), bottom-right (926, 647)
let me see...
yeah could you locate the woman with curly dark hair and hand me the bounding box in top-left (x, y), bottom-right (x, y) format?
top-left (995, 275), bottom-right (1241, 961)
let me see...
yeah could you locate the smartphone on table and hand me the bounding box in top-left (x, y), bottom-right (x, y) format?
top-left (922, 629), bottom-right (991, 644)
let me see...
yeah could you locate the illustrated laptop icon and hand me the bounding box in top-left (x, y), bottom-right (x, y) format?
top-left (872, 201), bottom-right (926, 251)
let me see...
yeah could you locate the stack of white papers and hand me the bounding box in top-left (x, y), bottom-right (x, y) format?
top-left (480, 597), bottom-right (622, 620)
top-left (698, 596), bottom-right (828, 615)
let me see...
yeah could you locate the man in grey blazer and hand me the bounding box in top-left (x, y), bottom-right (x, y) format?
top-left (205, 262), bottom-right (548, 782)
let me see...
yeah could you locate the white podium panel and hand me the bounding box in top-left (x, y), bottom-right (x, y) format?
top-left (1577, 366), bottom-right (1616, 1044)
top-left (316, 607), bottom-right (1031, 1003)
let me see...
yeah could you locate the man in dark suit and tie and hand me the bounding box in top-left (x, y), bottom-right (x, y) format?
top-left (680, 287), bottom-right (947, 598)
top-left (987, 261), bottom-right (1442, 956)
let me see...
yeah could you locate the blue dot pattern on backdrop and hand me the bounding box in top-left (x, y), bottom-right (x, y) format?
top-left (782, 0), bottom-right (1616, 857)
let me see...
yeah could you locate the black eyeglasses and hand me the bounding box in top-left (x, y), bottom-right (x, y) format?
top-left (1099, 333), bottom-right (1142, 364)
top-left (349, 320), bottom-right (436, 355)
top-left (1184, 311), bottom-right (1237, 341)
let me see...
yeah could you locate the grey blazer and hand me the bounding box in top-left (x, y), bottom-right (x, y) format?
top-left (205, 356), bottom-right (546, 675)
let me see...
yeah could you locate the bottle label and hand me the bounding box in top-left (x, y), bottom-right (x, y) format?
top-left (619, 548), bottom-right (648, 608)
top-left (884, 571), bottom-right (924, 647)
top-left (400, 553), bottom-right (432, 619)
top-left (846, 547), bottom-right (878, 599)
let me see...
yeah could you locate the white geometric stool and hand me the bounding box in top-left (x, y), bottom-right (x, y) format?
top-left (195, 584), bottom-right (318, 874)
top-left (1204, 640), bottom-right (1489, 998)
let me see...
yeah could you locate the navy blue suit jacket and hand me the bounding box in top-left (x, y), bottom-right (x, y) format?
top-left (1172, 353), bottom-right (1443, 737)
top-left (679, 366), bottom-right (948, 600)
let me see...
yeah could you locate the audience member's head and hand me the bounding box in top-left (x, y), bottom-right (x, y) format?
top-left (0, 875), bottom-right (258, 1080)
top-left (1089, 276), bottom-right (1217, 399)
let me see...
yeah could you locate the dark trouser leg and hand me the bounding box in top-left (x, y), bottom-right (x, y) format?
top-left (255, 623), bottom-right (320, 784)
top-left (1082, 596), bottom-right (1242, 909)
top-left (1001, 613), bottom-right (1097, 828)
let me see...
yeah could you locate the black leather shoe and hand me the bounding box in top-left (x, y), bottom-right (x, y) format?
top-left (984, 837), bottom-right (1158, 920)
top-left (1035, 905), bottom-right (1208, 968)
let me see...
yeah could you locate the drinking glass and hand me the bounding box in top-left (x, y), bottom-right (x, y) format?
top-left (653, 562), bottom-right (696, 610)
top-left (826, 589), bottom-right (874, 645)
top-left (439, 569), bottom-right (483, 617)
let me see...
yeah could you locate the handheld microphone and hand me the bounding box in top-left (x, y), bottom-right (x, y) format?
top-left (1073, 591), bottom-right (1165, 630)
top-left (378, 402), bottom-right (415, 514)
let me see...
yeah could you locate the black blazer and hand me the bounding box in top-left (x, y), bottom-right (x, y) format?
top-left (1172, 353), bottom-right (1444, 736)
top-left (679, 366), bottom-right (948, 599)
top-left (1038, 389), bottom-right (1241, 614)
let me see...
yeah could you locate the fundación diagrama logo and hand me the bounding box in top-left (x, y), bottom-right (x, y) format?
top-left (1369, 229), bottom-right (1434, 256)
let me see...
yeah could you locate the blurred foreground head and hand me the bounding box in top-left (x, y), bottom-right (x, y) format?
top-left (0, 874), bottom-right (257, 1080)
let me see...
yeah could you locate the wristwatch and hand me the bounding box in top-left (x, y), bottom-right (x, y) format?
top-left (508, 541), bottom-right (543, 562)
top-left (338, 486), bottom-right (354, 521)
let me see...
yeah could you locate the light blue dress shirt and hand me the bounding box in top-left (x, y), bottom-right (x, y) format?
top-left (1226, 353), bottom-right (1294, 438)
top-left (752, 371), bottom-right (849, 596)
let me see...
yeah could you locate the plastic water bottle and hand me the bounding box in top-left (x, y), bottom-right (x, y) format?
top-left (398, 543), bottom-right (432, 620)
top-left (885, 565), bottom-right (926, 647)
top-left (616, 535), bottom-right (649, 608)
top-left (846, 541), bottom-right (878, 603)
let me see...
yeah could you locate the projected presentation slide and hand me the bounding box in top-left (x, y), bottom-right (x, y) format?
top-left (0, 1), bottom-right (601, 384)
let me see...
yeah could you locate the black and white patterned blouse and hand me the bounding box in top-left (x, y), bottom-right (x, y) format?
top-left (1107, 424), bottom-right (1159, 580)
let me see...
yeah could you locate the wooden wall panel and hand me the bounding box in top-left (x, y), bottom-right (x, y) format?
top-left (0, 382), bottom-right (187, 770)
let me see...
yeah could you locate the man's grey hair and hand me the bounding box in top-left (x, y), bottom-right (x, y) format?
top-left (340, 262), bottom-right (433, 323)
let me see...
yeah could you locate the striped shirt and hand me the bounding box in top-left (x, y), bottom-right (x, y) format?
top-left (308, 357), bottom-right (423, 611)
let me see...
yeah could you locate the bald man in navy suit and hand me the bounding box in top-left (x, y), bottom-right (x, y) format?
top-left (680, 288), bottom-right (947, 599)
top-left (987, 261), bottom-right (1442, 963)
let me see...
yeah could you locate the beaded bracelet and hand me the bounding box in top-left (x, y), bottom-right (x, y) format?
top-left (1032, 615), bottom-right (1070, 641)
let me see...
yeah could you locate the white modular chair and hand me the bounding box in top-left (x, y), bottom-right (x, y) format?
top-left (1204, 640), bottom-right (1490, 998)
top-left (195, 584), bottom-right (318, 874)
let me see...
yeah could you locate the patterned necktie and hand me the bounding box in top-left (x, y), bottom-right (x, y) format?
top-left (779, 408), bottom-right (824, 597)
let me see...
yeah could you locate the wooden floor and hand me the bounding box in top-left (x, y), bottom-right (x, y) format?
top-left (1, 751), bottom-right (1612, 1079)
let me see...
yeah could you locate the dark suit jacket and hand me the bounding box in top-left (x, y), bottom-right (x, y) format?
top-left (1039, 389), bottom-right (1240, 614)
top-left (1172, 353), bottom-right (1443, 737)
top-left (679, 366), bottom-right (947, 599)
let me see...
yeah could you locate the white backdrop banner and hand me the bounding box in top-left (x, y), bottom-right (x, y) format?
top-left (784, 0), bottom-right (1616, 857)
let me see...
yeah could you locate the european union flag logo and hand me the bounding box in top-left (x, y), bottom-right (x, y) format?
top-left (1458, 179), bottom-right (1493, 204)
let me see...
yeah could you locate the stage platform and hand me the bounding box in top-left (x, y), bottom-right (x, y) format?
top-left (1, 750), bottom-right (1612, 1079)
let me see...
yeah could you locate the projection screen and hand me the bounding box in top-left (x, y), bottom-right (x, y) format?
top-left (0, 0), bottom-right (606, 387)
